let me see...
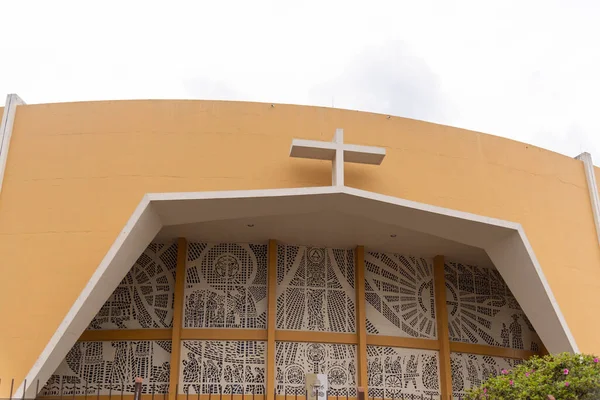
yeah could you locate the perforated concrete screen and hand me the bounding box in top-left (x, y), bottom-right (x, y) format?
top-left (40, 241), bottom-right (543, 400)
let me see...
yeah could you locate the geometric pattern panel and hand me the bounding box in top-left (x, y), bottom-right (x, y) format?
top-left (445, 261), bottom-right (542, 351)
top-left (365, 252), bottom-right (437, 339)
top-left (179, 340), bottom-right (266, 395)
top-left (40, 341), bottom-right (171, 395)
top-left (450, 353), bottom-right (523, 398)
top-left (367, 346), bottom-right (441, 400)
top-left (276, 245), bottom-right (356, 333)
top-left (184, 243), bottom-right (268, 329)
top-left (88, 242), bottom-right (178, 329)
top-left (275, 342), bottom-right (357, 396)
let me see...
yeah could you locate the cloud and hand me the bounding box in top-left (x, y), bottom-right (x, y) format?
top-left (527, 124), bottom-right (598, 160)
top-left (182, 77), bottom-right (241, 101)
top-left (309, 40), bottom-right (449, 122)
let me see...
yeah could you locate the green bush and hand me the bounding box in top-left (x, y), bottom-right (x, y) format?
top-left (465, 352), bottom-right (600, 400)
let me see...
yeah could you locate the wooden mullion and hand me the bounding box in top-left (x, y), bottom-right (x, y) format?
top-left (168, 238), bottom-right (188, 400)
top-left (434, 255), bottom-right (452, 399)
top-left (355, 246), bottom-right (368, 392)
top-left (266, 240), bottom-right (277, 400)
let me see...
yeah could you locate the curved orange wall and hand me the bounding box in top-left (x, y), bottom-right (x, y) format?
top-left (0, 100), bottom-right (597, 390)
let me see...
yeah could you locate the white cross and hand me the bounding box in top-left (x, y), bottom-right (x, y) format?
top-left (289, 128), bottom-right (386, 186)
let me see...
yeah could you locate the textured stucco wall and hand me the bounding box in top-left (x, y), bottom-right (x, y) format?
top-left (0, 100), bottom-right (597, 391)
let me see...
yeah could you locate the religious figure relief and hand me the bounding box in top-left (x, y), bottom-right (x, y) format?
top-left (364, 252), bottom-right (437, 339)
top-left (403, 355), bottom-right (420, 390)
top-left (276, 245), bottom-right (356, 333)
top-left (182, 353), bottom-right (201, 385)
top-left (184, 243), bottom-right (268, 329)
top-left (510, 314), bottom-right (524, 350)
top-left (275, 342), bottom-right (357, 397)
top-left (307, 289), bottom-right (326, 330)
top-left (40, 341), bottom-right (171, 395)
top-left (501, 323), bottom-right (510, 347)
top-left (214, 254), bottom-right (240, 279)
top-left (466, 359), bottom-right (480, 390)
top-left (88, 242), bottom-right (178, 330)
top-left (367, 346), bottom-right (440, 399)
top-left (450, 353), bottom-right (521, 397)
top-left (369, 359), bottom-right (384, 387)
top-left (179, 340), bottom-right (266, 395)
top-left (444, 261), bottom-right (541, 351)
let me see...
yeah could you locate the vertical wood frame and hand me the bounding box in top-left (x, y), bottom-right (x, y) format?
top-left (433, 255), bottom-right (452, 399)
top-left (355, 246), bottom-right (368, 391)
top-left (168, 238), bottom-right (188, 400)
top-left (267, 240), bottom-right (277, 400)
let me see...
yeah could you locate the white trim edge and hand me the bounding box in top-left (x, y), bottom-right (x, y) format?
top-left (576, 152), bottom-right (600, 246)
top-left (0, 93), bottom-right (26, 194)
top-left (516, 226), bottom-right (580, 353)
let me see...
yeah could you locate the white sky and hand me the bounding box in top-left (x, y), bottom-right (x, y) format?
top-left (2, 0), bottom-right (600, 160)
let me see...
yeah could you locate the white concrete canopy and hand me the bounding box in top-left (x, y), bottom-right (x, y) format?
top-left (155, 212), bottom-right (494, 268)
top-left (17, 185), bottom-right (578, 398)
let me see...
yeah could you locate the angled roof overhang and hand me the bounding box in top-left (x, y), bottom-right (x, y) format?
top-left (17, 186), bottom-right (578, 397)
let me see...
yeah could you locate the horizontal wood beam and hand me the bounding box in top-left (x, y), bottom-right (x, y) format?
top-left (450, 342), bottom-right (538, 360)
top-left (77, 331), bottom-right (539, 361)
top-left (366, 335), bottom-right (440, 351)
top-left (181, 329), bottom-right (268, 341)
top-left (276, 330), bottom-right (357, 344)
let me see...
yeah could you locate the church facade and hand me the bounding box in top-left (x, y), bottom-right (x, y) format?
top-left (0, 95), bottom-right (598, 400)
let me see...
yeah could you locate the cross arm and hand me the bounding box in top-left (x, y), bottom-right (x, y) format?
top-left (343, 144), bottom-right (386, 165)
top-left (289, 139), bottom-right (337, 161)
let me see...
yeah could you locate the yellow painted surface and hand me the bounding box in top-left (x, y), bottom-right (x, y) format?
top-left (0, 100), bottom-right (598, 391)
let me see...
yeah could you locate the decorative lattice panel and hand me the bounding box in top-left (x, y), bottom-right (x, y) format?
top-left (275, 342), bottom-right (357, 396)
top-left (450, 353), bottom-right (522, 398)
top-left (179, 340), bottom-right (266, 394)
top-left (184, 243), bottom-right (268, 329)
top-left (365, 252), bottom-right (436, 339)
top-left (88, 242), bottom-right (178, 330)
top-left (276, 245), bottom-right (355, 333)
top-left (445, 261), bottom-right (541, 351)
top-left (367, 346), bottom-right (440, 400)
top-left (40, 341), bottom-right (171, 396)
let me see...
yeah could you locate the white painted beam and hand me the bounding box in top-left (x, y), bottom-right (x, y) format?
top-left (0, 93), bottom-right (26, 193)
top-left (576, 152), bottom-right (600, 246)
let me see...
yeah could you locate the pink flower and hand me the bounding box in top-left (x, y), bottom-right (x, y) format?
top-left (509, 380), bottom-right (514, 386)
top-left (501, 369), bottom-right (508, 375)
top-left (595, 358), bottom-right (599, 363)
top-left (565, 381), bottom-right (570, 387)
top-left (525, 372), bottom-right (530, 377)
top-left (483, 388), bottom-right (487, 394)
top-left (564, 368), bottom-right (569, 375)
